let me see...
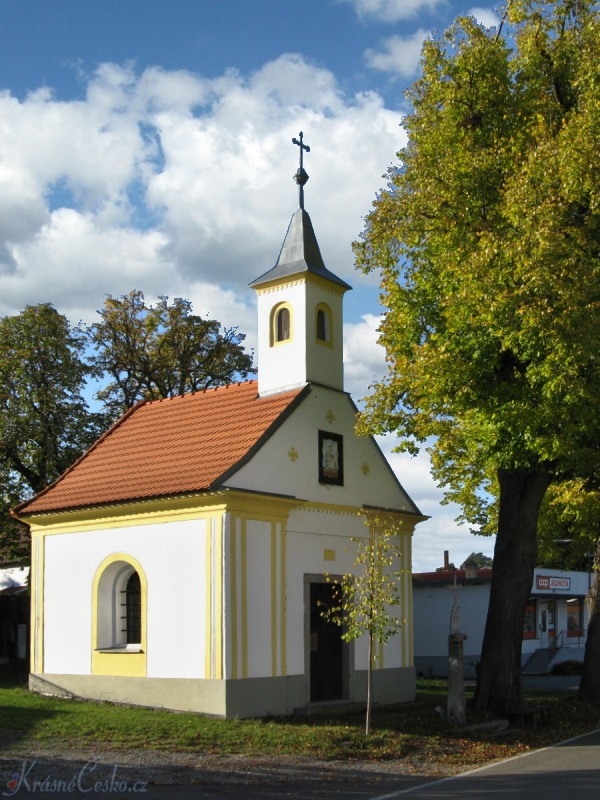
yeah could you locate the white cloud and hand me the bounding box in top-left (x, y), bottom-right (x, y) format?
top-left (2, 53), bottom-right (480, 573)
top-left (4, 209), bottom-right (170, 326)
top-left (468, 6), bottom-right (502, 28)
top-left (365, 29), bottom-right (430, 76)
top-left (343, 313), bottom-right (386, 400)
top-left (338, 0), bottom-right (445, 22)
top-left (0, 56), bottom-right (404, 338)
top-left (0, 49), bottom-right (496, 576)
top-left (378, 440), bottom-right (496, 572)
top-left (340, 313), bottom-right (496, 573)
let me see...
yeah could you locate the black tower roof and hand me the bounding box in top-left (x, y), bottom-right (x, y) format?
top-left (250, 206), bottom-right (351, 290)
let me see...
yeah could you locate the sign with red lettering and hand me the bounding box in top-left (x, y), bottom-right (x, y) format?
top-left (536, 575), bottom-right (571, 591)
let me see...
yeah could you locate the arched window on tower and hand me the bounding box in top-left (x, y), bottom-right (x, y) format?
top-left (316, 304), bottom-right (332, 344)
top-left (275, 306), bottom-right (291, 342)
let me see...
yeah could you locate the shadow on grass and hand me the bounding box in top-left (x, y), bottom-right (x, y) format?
top-left (0, 662), bottom-right (67, 751)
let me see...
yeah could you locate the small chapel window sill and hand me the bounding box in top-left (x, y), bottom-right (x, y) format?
top-left (96, 646), bottom-right (144, 654)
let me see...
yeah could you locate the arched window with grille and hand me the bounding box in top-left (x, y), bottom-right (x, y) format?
top-left (92, 555), bottom-right (147, 677)
top-left (124, 571), bottom-right (142, 644)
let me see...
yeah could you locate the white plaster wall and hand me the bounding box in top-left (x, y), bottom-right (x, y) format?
top-left (146, 520), bottom-right (206, 678)
top-left (42, 518), bottom-right (207, 677)
top-left (285, 512), bottom-right (406, 674)
top-left (415, 577), bottom-right (595, 663)
top-left (43, 537), bottom-right (93, 674)
top-left (413, 583), bottom-right (490, 658)
top-left (285, 523), bottom-right (357, 674)
top-left (224, 386), bottom-right (417, 514)
top-left (304, 281), bottom-right (344, 390)
top-left (256, 282), bottom-right (308, 395)
top-left (245, 520), bottom-right (273, 678)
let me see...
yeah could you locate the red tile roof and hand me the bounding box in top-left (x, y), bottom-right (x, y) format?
top-left (16, 381), bottom-right (307, 516)
top-left (413, 568), bottom-right (493, 584)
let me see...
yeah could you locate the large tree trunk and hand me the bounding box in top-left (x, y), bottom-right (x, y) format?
top-left (473, 468), bottom-right (551, 715)
top-left (578, 541), bottom-right (600, 702)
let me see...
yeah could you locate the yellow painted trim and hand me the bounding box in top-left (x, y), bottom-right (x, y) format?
top-left (214, 516), bottom-right (224, 680)
top-left (223, 490), bottom-right (423, 524)
top-left (253, 274), bottom-right (347, 297)
top-left (30, 531), bottom-right (45, 673)
top-left (91, 553), bottom-right (147, 678)
top-left (280, 525), bottom-right (287, 676)
top-left (223, 495), bottom-right (296, 521)
top-left (271, 523), bottom-right (277, 676)
top-left (240, 518), bottom-right (248, 679)
top-left (230, 521), bottom-right (238, 679)
top-left (205, 523), bottom-right (212, 679)
top-left (92, 650), bottom-right (146, 677)
top-left (22, 489), bottom-right (424, 537)
top-left (22, 497), bottom-right (229, 534)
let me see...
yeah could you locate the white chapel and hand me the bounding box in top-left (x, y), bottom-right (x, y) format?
top-left (15, 135), bottom-right (425, 717)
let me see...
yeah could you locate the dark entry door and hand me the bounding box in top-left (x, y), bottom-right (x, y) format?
top-left (310, 582), bottom-right (344, 702)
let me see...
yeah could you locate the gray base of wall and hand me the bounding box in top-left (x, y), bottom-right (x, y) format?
top-left (30, 667), bottom-right (416, 718)
top-left (353, 667), bottom-right (416, 706)
top-left (414, 655), bottom-right (480, 680)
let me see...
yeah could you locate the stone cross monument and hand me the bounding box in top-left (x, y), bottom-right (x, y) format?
top-left (447, 576), bottom-right (467, 725)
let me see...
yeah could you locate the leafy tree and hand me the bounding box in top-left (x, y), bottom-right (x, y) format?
top-left (355, 0), bottom-right (600, 714)
top-left (0, 304), bottom-right (107, 561)
top-left (579, 541), bottom-right (600, 701)
top-left (537, 481), bottom-right (598, 570)
top-left (0, 468), bottom-right (30, 564)
top-left (322, 512), bottom-right (406, 734)
top-left (536, 478), bottom-right (600, 700)
top-left (461, 552), bottom-right (493, 569)
top-left (88, 290), bottom-right (255, 417)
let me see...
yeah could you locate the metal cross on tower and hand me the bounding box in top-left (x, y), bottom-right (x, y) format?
top-left (292, 131), bottom-right (310, 209)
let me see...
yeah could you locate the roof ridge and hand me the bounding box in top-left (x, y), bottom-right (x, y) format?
top-left (213, 383), bottom-right (311, 487)
top-left (14, 381), bottom-right (308, 517)
top-left (141, 379), bottom-right (257, 404)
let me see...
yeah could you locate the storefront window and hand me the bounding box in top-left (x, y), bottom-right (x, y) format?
top-left (567, 600), bottom-right (582, 637)
top-left (523, 600), bottom-right (537, 639)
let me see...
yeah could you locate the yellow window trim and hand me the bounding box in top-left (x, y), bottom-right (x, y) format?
top-left (270, 302), bottom-right (294, 347)
top-left (91, 553), bottom-right (147, 677)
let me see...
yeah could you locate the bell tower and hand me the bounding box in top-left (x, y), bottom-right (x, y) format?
top-left (250, 133), bottom-right (351, 397)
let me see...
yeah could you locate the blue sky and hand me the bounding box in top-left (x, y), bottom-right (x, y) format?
top-left (0, 0), bottom-right (500, 570)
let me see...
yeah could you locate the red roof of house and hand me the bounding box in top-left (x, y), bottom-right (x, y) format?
top-left (16, 381), bottom-right (307, 516)
top-left (413, 568), bottom-right (493, 584)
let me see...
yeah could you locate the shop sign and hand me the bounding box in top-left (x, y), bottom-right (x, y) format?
top-left (536, 575), bottom-right (571, 592)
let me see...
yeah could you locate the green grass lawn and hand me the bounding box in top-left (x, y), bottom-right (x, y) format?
top-left (1, 666), bottom-right (599, 770)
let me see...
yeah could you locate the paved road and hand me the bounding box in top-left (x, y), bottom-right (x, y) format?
top-left (369, 729), bottom-right (600, 800)
top-left (5, 730), bottom-right (599, 800)
top-left (134, 728), bottom-right (600, 800)
top-left (24, 727), bottom-right (589, 800)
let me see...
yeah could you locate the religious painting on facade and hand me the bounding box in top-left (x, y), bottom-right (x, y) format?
top-left (318, 431), bottom-right (343, 485)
